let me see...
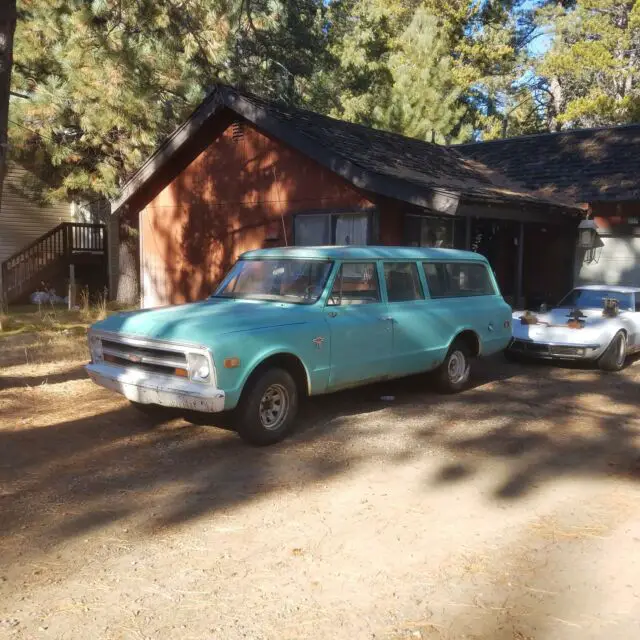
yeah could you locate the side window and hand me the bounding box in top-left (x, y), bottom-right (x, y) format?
top-left (423, 262), bottom-right (495, 298)
top-left (328, 262), bottom-right (380, 306)
top-left (384, 262), bottom-right (424, 302)
top-left (423, 262), bottom-right (448, 298)
top-left (635, 296), bottom-right (640, 313)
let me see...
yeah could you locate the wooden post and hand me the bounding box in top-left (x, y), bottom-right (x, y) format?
top-left (68, 263), bottom-right (76, 310)
top-left (516, 221), bottom-right (525, 309)
top-left (465, 216), bottom-right (472, 250)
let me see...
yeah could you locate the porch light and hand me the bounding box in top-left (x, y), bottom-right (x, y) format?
top-left (578, 219), bottom-right (599, 249)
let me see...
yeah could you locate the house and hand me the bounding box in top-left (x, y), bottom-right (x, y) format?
top-left (0, 162), bottom-right (108, 304)
top-left (0, 162), bottom-right (75, 265)
top-left (110, 84), bottom-right (582, 310)
top-left (458, 125), bottom-right (640, 289)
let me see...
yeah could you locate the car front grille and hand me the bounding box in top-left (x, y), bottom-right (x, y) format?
top-left (99, 337), bottom-right (189, 378)
top-left (511, 340), bottom-right (585, 358)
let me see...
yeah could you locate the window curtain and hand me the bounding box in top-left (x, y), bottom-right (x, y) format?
top-left (294, 214), bottom-right (331, 246)
top-left (335, 214), bottom-right (368, 245)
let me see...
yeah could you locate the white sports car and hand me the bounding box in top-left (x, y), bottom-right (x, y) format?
top-left (507, 285), bottom-right (640, 371)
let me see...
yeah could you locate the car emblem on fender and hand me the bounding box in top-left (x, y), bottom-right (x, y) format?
top-left (312, 336), bottom-right (325, 349)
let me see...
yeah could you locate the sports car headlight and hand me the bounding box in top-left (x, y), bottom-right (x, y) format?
top-left (89, 335), bottom-right (103, 363)
top-left (188, 353), bottom-right (211, 383)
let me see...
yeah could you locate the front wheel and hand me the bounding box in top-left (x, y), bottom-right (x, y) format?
top-left (235, 368), bottom-right (299, 446)
top-left (599, 331), bottom-right (627, 372)
top-left (436, 340), bottom-right (471, 393)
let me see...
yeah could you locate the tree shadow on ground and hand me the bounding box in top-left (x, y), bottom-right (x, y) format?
top-left (1, 356), bottom-right (639, 569)
top-left (0, 365), bottom-right (87, 390)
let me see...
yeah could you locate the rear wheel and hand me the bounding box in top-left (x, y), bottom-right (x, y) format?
top-left (235, 368), bottom-right (299, 446)
top-left (599, 331), bottom-right (627, 372)
top-left (436, 340), bottom-right (472, 393)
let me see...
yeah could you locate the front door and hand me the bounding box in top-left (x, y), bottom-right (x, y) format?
top-left (324, 262), bottom-right (392, 389)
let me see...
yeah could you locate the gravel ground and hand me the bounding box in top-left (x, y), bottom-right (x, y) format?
top-left (2, 332), bottom-right (640, 639)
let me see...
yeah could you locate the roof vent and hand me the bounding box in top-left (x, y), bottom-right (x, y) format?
top-left (231, 121), bottom-right (245, 142)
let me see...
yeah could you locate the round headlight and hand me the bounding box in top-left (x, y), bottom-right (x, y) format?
top-left (188, 353), bottom-right (211, 382)
top-left (196, 362), bottom-right (210, 379)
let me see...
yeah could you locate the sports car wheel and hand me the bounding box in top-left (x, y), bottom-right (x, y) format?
top-left (599, 331), bottom-right (627, 372)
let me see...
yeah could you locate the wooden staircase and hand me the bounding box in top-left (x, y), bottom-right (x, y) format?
top-left (1, 222), bottom-right (107, 304)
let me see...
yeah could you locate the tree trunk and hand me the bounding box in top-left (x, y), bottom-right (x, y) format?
top-left (0, 0), bottom-right (17, 309)
top-left (0, 0), bottom-right (17, 210)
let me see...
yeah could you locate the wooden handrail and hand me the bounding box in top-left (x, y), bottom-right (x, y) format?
top-left (1, 222), bottom-right (106, 302)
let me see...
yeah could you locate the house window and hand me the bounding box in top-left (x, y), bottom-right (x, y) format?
top-left (294, 212), bottom-right (372, 246)
top-left (405, 215), bottom-right (460, 248)
top-left (293, 214), bottom-right (331, 246)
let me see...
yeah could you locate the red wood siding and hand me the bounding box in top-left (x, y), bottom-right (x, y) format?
top-left (591, 201), bottom-right (640, 233)
top-left (142, 121), bottom-right (372, 305)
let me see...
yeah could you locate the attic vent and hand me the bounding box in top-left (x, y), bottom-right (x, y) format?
top-left (231, 121), bottom-right (245, 142)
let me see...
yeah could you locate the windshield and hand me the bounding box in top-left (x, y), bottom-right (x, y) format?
top-left (556, 288), bottom-right (633, 311)
top-left (213, 259), bottom-right (333, 305)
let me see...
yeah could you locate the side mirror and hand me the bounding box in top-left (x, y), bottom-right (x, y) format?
top-left (539, 303), bottom-right (548, 313)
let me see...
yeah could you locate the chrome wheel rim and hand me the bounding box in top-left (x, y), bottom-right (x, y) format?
top-left (259, 384), bottom-right (289, 431)
top-left (448, 350), bottom-right (467, 384)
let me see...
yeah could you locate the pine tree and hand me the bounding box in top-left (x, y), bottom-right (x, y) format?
top-left (10, 0), bottom-right (328, 201)
top-left (537, 0), bottom-right (640, 128)
top-left (374, 9), bottom-right (467, 142)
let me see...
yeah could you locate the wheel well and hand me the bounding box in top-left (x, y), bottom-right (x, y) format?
top-left (245, 353), bottom-right (310, 398)
top-left (454, 330), bottom-right (480, 357)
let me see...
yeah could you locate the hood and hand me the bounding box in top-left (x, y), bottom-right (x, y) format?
top-left (512, 307), bottom-right (613, 328)
top-left (91, 299), bottom-right (313, 344)
top-left (511, 307), bottom-right (615, 344)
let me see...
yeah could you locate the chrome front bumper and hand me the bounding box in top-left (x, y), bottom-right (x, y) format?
top-left (508, 338), bottom-right (603, 360)
top-left (86, 362), bottom-right (226, 412)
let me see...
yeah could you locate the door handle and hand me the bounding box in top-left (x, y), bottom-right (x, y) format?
top-left (380, 316), bottom-right (393, 322)
top-left (328, 311), bottom-right (338, 318)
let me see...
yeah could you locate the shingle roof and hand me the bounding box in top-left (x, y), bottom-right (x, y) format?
top-left (456, 125), bottom-right (640, 204)
top-left (113, 85), bottom-right (582, 217)
top-left (231, 90), bottom-right (577, 209)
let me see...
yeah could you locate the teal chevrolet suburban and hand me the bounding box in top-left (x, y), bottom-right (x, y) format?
top-left (86, 246), bottom-right (512, 445)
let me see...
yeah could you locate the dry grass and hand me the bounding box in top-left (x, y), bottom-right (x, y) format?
top-left (0, 297), bottom-right (128, 340)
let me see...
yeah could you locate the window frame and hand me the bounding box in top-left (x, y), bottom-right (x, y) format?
top-left (422, 261), bottom-right (497, 299)
top-left (325, 260), bottom-right (383, 307)
top-left (213, 257), bottom-right (334, 305)
top-left (382, 261), bottom-right (426, 303)
top-left (293, 209), bottom-right (378, 246)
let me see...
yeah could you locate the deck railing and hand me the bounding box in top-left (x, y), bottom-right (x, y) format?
top-left (1, 222), bottom-right (106, 303)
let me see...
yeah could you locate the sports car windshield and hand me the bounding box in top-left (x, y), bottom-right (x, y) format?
top-left (212, 259), bottom-right (333, 304)
top-left (556, 289), bottom-right (633, 311)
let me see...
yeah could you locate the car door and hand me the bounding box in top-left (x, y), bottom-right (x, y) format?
top-left (421, 260), bottom-right (511, 356)
top-left (324, 261), bottom-right (393, 390)
top-left (382, 261), bottom-right (434, 376)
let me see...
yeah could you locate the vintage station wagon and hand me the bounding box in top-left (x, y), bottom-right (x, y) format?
top-left (86, 247), bottom-right (512, 445)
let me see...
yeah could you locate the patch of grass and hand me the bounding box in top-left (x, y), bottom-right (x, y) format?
top-left (0, 299), bottom-right (134, 339)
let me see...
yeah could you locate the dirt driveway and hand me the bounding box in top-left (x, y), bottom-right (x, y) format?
top-left (2, 331), bottom-right (640, 639)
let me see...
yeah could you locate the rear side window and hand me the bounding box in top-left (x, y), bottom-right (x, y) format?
top-left (328, 262), bottom-right (380, 306)
top-left (423, 262), bottom-right (495, 298)
top-left (384, 262), bottom-right (424, 302)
